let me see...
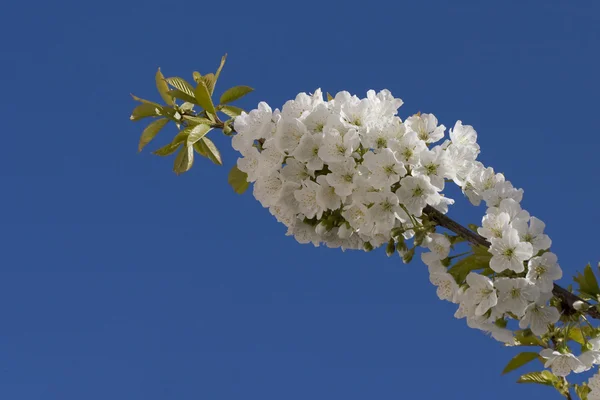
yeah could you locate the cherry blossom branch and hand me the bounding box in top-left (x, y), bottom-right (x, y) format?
top-left (423, 205), bottom-right (600, 320)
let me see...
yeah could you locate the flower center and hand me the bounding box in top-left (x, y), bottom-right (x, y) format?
top-left (503, 248), bottom-right (515, 258)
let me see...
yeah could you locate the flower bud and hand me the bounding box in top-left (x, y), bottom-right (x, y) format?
top-left (386, 240), bottom-right (396, 257)
top-left (573, 301), bottom-right (590, 312)
top-left (338, 224), bottom-right (352, 239)
top-left (315, 222), bottom-right (329, 236)
top-left (401, 248), bottom-right (415, 264)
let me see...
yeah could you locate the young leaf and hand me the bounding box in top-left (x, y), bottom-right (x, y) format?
top-left (130, 94), bottom-right (162, 107)
top-left (575, 263), bottom-right (600, 298)
top-left (131, 103), bottom-right (162, 121)
top-left (166, 77), bottom-right (196, 98)
top-left (502, 352), bottom-right (541, 375)
top-left (448, 253), bottom-right (491, 284)
top-left (203, 73), bottom-right (216, 95)
top-left (156, 68), bottom-right (174, 106)
top-left (172, 125), bottom-right (195, 145)
top-left (153, 141), bottom-right (182, 156)
top-left (326, 92), bottom-right (333, 101)
top-left (513, 330), bottom-right (546, 347)
top-left (228, 165), bottom-right (249, 194)
top-left (194, 81), bottom-right (216, 114)
top-left (187, 124), bottom-right (212, 146)
top-left (194, 137), bottom-right (222, 165)
top-left (173, 144), bottom-right (194, 175)
top-left (575, 383), bottom-right (591, 400)
top-left (517, 371), bottom-right (559, 386)
top-left (220, 85), bottom-right (254, 104)
top-left (219, 105), bottom-right (244, 118)
top-left (192, 71), bottom-right (202, 84)
top-left (167, 89), bottom-right (197, 105)
top-left (183, 115), bottom-right (214, 126)
top-left (138, 118), bottom-right (168, 152)
top-left (214, 53), bottom-right (227, 82)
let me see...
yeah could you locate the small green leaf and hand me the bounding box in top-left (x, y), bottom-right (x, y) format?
top-left (203, 73), bottom-right (216, 95)
top-left (194, 137), bottom-right (222, 165)
top-left (153, 141), bottom-right (181, 156)
top-left (468, 223), bottom-right (479, 232)
top-left (156, 68), bottom-right (174, 106)
top-left (167, 89), bottom-right (197, 104)
top-left (166, 77), bottom-right (196, 98)
top-left (517, 371), bottom-right (559, 386)
top-left (448, 252), bottom-right (491, 284)
top-left (130, 94), bottom-right (162, 107)
top-left (214, 53), bottom-right (227, 82)
top-left (194, 81), bottom-right (216, 114)
top-left (173, 144), bottom-right (194, 175)
top-left (138, 118), bottom-right (168, 152)
top-left (172, 125), bottom-right (195, 145)
top-left (219, 105), bottom-right (244, 118)
top-left (187, 124), bottom-right (212, 146)
top-left (130, 103), bottom-right (162, 121)
top-left (326, 92), bottom-right (333, 101)
top-left (575, 263), bottom-right (600, 299)
top-left (220, 85), bottom-right (254, 104)
top-left (514, 330), bottom-right (545, 347)
top-left (192, 71), bottom-right (202, 84)
top-left (182, 115), bottom-right (214, 125)
top-left (228, 165), bottom-right (249, 194)
top-left (575, 383), bottom-right (591, 400)
top-left (502, 352), bottom-right (540, 375)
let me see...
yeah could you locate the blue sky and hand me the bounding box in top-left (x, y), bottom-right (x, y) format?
top-left (1, 0), bottom-right (599, 399)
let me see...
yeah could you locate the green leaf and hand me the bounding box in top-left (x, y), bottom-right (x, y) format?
top-left (152, 141), bottom-right (181, 156)
top-left (167, 89), bottom-right (197, 105)
top-left (130, 103), bottom-right (162, 121)
top-left (130, 94), bottom-right (162, 107)
top-left (192, 71), bottom-right (202, 84)
top-left (220, 85), bottom-right (254, 104)
top-left (326, 92), bottom-right (333, 101)
top-left (194, 137), bottom-right (222, 165)
top-left (156, 68), bottom-right (174, 106)
top-left (187, 124), bottom-right (212, 146)
top-left (575, 383), bottom-right (591, 400)
top-left (182, 115), bottom-right (214, 125)
top-left (214, 53), bottom-right (227, 83)
top-left (448, 252), bottom-right (491, 284)
top-left (514, 330), bottom-right (546, 347)
top-left (203, 73), bottom-right (216, 95)
top-left (502, 352), bottom-right (541, 375)
top-left (575, 263), bottom-right (600, 298)
top-left (166, 77), bottom-right (195, 98)
top-left (172, 125), bottom-right (194, 145)
top-left (138, 118), bottom-right (168, 152)
top-left (568, 326), bottom-right (593, 345)
top-left (219, 105), bottom-right (244, 118)
top-left (468, 223), bottom-right (479, 232)
top-left (194, 81), bottom-right (216, 115)
top-left (173, 144), bottom-right (194, 175)
top-left (228, 165), bottom-right (249, 194)
top-left (517, 371), bottom-right (559, 386)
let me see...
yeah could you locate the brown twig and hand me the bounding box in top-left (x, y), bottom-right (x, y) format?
top-left (422, 205), bottom-right (600, 320)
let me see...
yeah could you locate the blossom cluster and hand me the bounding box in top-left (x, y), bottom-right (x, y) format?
top-left (234, 89), bottom-right (473, 251)
top-left (232, 89), bottom-right (595, 381)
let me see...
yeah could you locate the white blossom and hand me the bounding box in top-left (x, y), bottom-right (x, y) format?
top-left (489, 228), bottom-right (533, 273)
top-left (540, 349), bottom-right (586, 377)
top-left (526, 252), bottom-right (562, 293)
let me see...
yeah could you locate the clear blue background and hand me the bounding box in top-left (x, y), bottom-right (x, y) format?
top-left (1, 0), bottom-right (599, 399)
